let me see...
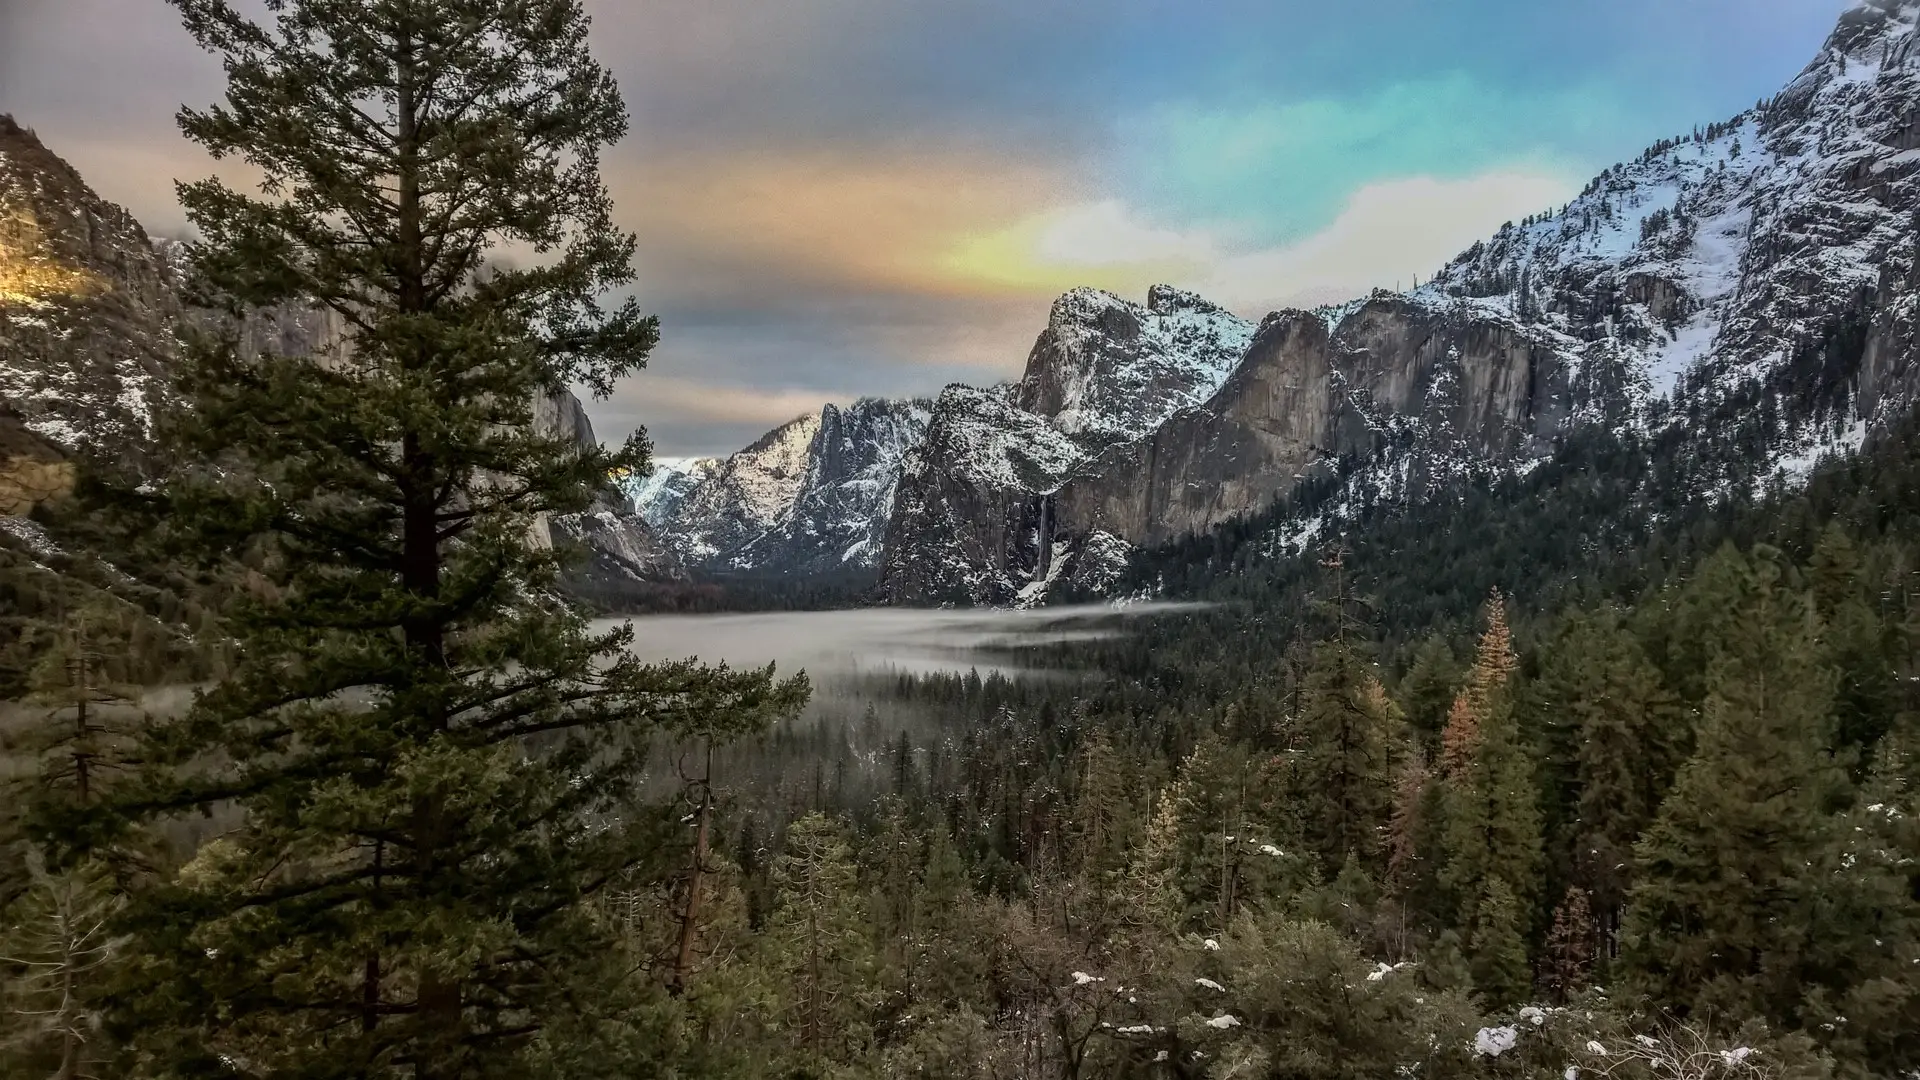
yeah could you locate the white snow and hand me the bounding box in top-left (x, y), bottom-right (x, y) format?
top-left (1037, 286), bottom-right (1255, 441)
top-left (1474, 1027), bottom-right (1520, 1057)
top-left (625, 456), bottom-right (719, 526)
top-left (1205, 1014), bottom-right (1241, 1030)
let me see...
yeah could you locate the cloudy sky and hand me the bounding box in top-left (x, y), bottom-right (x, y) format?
top-left (0, 0), bottom-right (1853, 455)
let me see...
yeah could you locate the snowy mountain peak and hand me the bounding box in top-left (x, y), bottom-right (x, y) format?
top-left (625, 457), bottom-right (719, 527)
top-left (1146, 283), bottom-right (1227, 316)
top-left (646, 398), bottom-right (935, 575)
top-left (1828, 0), bottom-right (1917, 55)
top-left (1017, 285), bottom-right (1254, 440)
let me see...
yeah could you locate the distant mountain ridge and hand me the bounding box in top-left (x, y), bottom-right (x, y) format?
top-left (656, 0), bottom-right (1920, 606)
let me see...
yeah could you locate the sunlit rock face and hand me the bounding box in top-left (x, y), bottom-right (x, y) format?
top-left (0, 403), bottom-right (73, 516)
top-left (0, 115), bottom-right (181, 463)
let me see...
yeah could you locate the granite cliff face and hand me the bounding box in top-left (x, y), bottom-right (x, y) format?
top-left (651, 412), bottom-right (822, 566)
top-left (872, 291), bottom-right (1257, 604)
top-left (0, 115), bottom-right (180, 464)
top-left (639, 397), bottom-right (933, 578)
top-left (1049, 300), bottom-right (1571, 553)
top-left (732, 397), bottom-right (933, 574)
top-left (1014, 285), bottom-right (1256, 442)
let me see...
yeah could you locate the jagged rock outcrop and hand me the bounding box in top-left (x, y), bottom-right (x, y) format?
top-left (1015, 284), bottom-right (1255, 441)
top-left (1053, 295), bottom-right (1575, 545)
top-left (641, 396), bottom-right (935, 578)
top-left (0, 115), bottom-right (180, 463)
top-left (879, 288), bottom-right (1581, 604)
top-left (732, 397), bottom-right (932, 573)
top-left (879, 385), bottom-right (1087, 604)
top-left (876, 290), bottom-right (1257, 604)
top-left (653, 412), bottom-right (821, 564)
top-left (0, 402), bottom-right (72, 516)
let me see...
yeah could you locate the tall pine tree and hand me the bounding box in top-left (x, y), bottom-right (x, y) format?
top-left (67, 3), bottom-right (807, 1077)
top-left (1434, 591), bottom-right (1543, 1006)
top-left (1532, 608), bottom-right (1681, 958)
top-left (1293, 639), bottom-right (1402, 876)
top-left (1621, 548), bottom-right (1860, 1041)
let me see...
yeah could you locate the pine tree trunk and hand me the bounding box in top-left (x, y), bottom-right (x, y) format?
top-left (669, 749), bottom-right (713, 997)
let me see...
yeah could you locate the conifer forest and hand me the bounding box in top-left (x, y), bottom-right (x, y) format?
top-left (4, 1), bottom-right (1920, 1078)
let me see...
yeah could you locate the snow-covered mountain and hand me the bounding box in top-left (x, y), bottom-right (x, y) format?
top-left (642, 397), bottom-right (932, 576)
top-left (627, 457), bottom-right (719, 527)
top-left (643, 283), bottom-right (1257, 592)
top-left (11, 0), bottom-right (1915, 612)
top-left (684, 0), bottom-right (1920, 606)
top-left (1015, 284), bottom-right (1256, 442)
top-left (733, 397), bottom-right (933, 573)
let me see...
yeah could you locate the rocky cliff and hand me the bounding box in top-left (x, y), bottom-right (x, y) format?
top-left (1014, 285), bottom-right (1255, 442)
top-left (0, 115), bottom-right (179, 464)
top-left (640, 397), bottom-right (934, 578)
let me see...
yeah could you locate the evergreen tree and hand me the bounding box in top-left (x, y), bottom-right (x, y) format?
top-left (1466, 876), bottom-right (1531, 1008)
top-left (1534, 609), bottom-right (1681, 952)
top-left (1621, 548), bottom-right (1864, 1041)
top-left (1542, 885), bottom-right (1594, 1003)
top-left (68, 3), bottom-right (807, 1077)
top-left (891, 729), bottom-right (918, 798)
top-left (1067, 729), bottom-right (1132, 882)
top-left (1434, 591), bottom-right (1543, 1002)
top-left (1399, 634), bottom-right (1463, 752)
top-left (765, 813), bottom-right (877, 1070)
top-left (1294, 640), bottom-right (1402, 876)
top-left (1807, 526), bottom-right (1898, 754)
top-left (1819, 727), bottom-right (1920, 1073)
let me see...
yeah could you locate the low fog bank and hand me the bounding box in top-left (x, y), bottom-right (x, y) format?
top-left (596, 602), bottom-right (1204, 678)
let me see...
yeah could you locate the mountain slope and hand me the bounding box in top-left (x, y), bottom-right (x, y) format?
top-left (628, 457), bottom-right (719, 527)
top-left (1015, 284), bottom-right (1256, 441)
top-left (734, 397), bottom-right (933, 573)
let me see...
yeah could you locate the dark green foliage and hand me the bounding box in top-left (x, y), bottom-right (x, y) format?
top-left (1530, 608), bottom-right (1682, 941)
top-left (38, 2), bottom-right (807, 1077)
top-left (1292, 639), bottom-right (1401, 876)
top-left (1620, 548), bottom-right (1916, 1054)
